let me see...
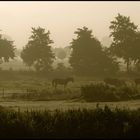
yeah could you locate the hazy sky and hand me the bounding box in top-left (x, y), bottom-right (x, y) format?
top-left (0, 1), bottom-right (140, 49)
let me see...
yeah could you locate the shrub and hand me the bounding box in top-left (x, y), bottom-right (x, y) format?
top-left (81, 83), bottom-right (139, 101)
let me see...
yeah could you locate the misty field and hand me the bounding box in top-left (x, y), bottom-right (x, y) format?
top-left (0, 74), bottom-right (139, 138)
top-left (0, 73), bottom-right (139, 112)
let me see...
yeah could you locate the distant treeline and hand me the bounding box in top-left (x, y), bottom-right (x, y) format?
top-left (1, 13), bottom-right (140, 77)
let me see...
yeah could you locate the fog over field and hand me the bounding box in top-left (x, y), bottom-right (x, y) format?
top-left (0, 1), bottom-right (140, 138)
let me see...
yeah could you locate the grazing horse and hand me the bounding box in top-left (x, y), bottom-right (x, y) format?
top-left (52, 77), bottom-right (74, 89)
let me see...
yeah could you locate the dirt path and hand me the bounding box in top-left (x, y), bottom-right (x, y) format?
top-left (0, 99), bottom-right (140, 111)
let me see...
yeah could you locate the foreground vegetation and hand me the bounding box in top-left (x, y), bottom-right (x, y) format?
top-left (0, 105), bottom-right (139, 138)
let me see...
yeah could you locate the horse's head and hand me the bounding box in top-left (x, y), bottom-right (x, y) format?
top-left (67, 77), bottom-right (74, 82)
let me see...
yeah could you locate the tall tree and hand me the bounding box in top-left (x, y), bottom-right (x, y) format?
top-left (69, 26), bottom-right (119, 76)
top-left (0, 34), bottom-right (15, 64)
top-left (109, 13), bottom-right (138, 72)
top-left (21, 27), bottom-right (55, 72)
top-left (131, 32), bottom-right (140, 71)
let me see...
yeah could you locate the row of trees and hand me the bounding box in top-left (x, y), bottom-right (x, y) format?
top-left (1, 13), bottom-right (140, 76)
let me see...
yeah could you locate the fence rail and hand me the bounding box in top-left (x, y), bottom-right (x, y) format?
top-left (0, 88), bottom-right (39, 98)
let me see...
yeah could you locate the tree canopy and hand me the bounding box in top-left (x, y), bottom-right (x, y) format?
top-left (0, 34), bottom-right (15, 64)
top-left (109, 13), bottom-right (138, 72)
top-left (21, 27), bottom-right (55, 72)
top-left (69, 26), bottom-right (119, 76)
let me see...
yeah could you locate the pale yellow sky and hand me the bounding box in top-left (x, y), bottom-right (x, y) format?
top-left (0, 1), bottom-right (140, 49)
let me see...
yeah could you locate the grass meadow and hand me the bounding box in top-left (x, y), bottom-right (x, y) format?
top-left (0, 71), bottom-right (139, 138)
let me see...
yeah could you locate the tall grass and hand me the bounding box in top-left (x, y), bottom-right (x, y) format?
top-left (0, 105), bottom-right (139, 138)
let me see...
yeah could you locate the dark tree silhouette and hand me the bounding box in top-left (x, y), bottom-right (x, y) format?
top-left (21, 27), bottom-right (55, 72)
top-left (109, 13), bottom-right (138, 72)
top-left (0, 34), bottom-right (15, 64)
top-left (131, 32), bottom-right (140, 71)
top-left (69, 26), bottom-right (119, 76)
